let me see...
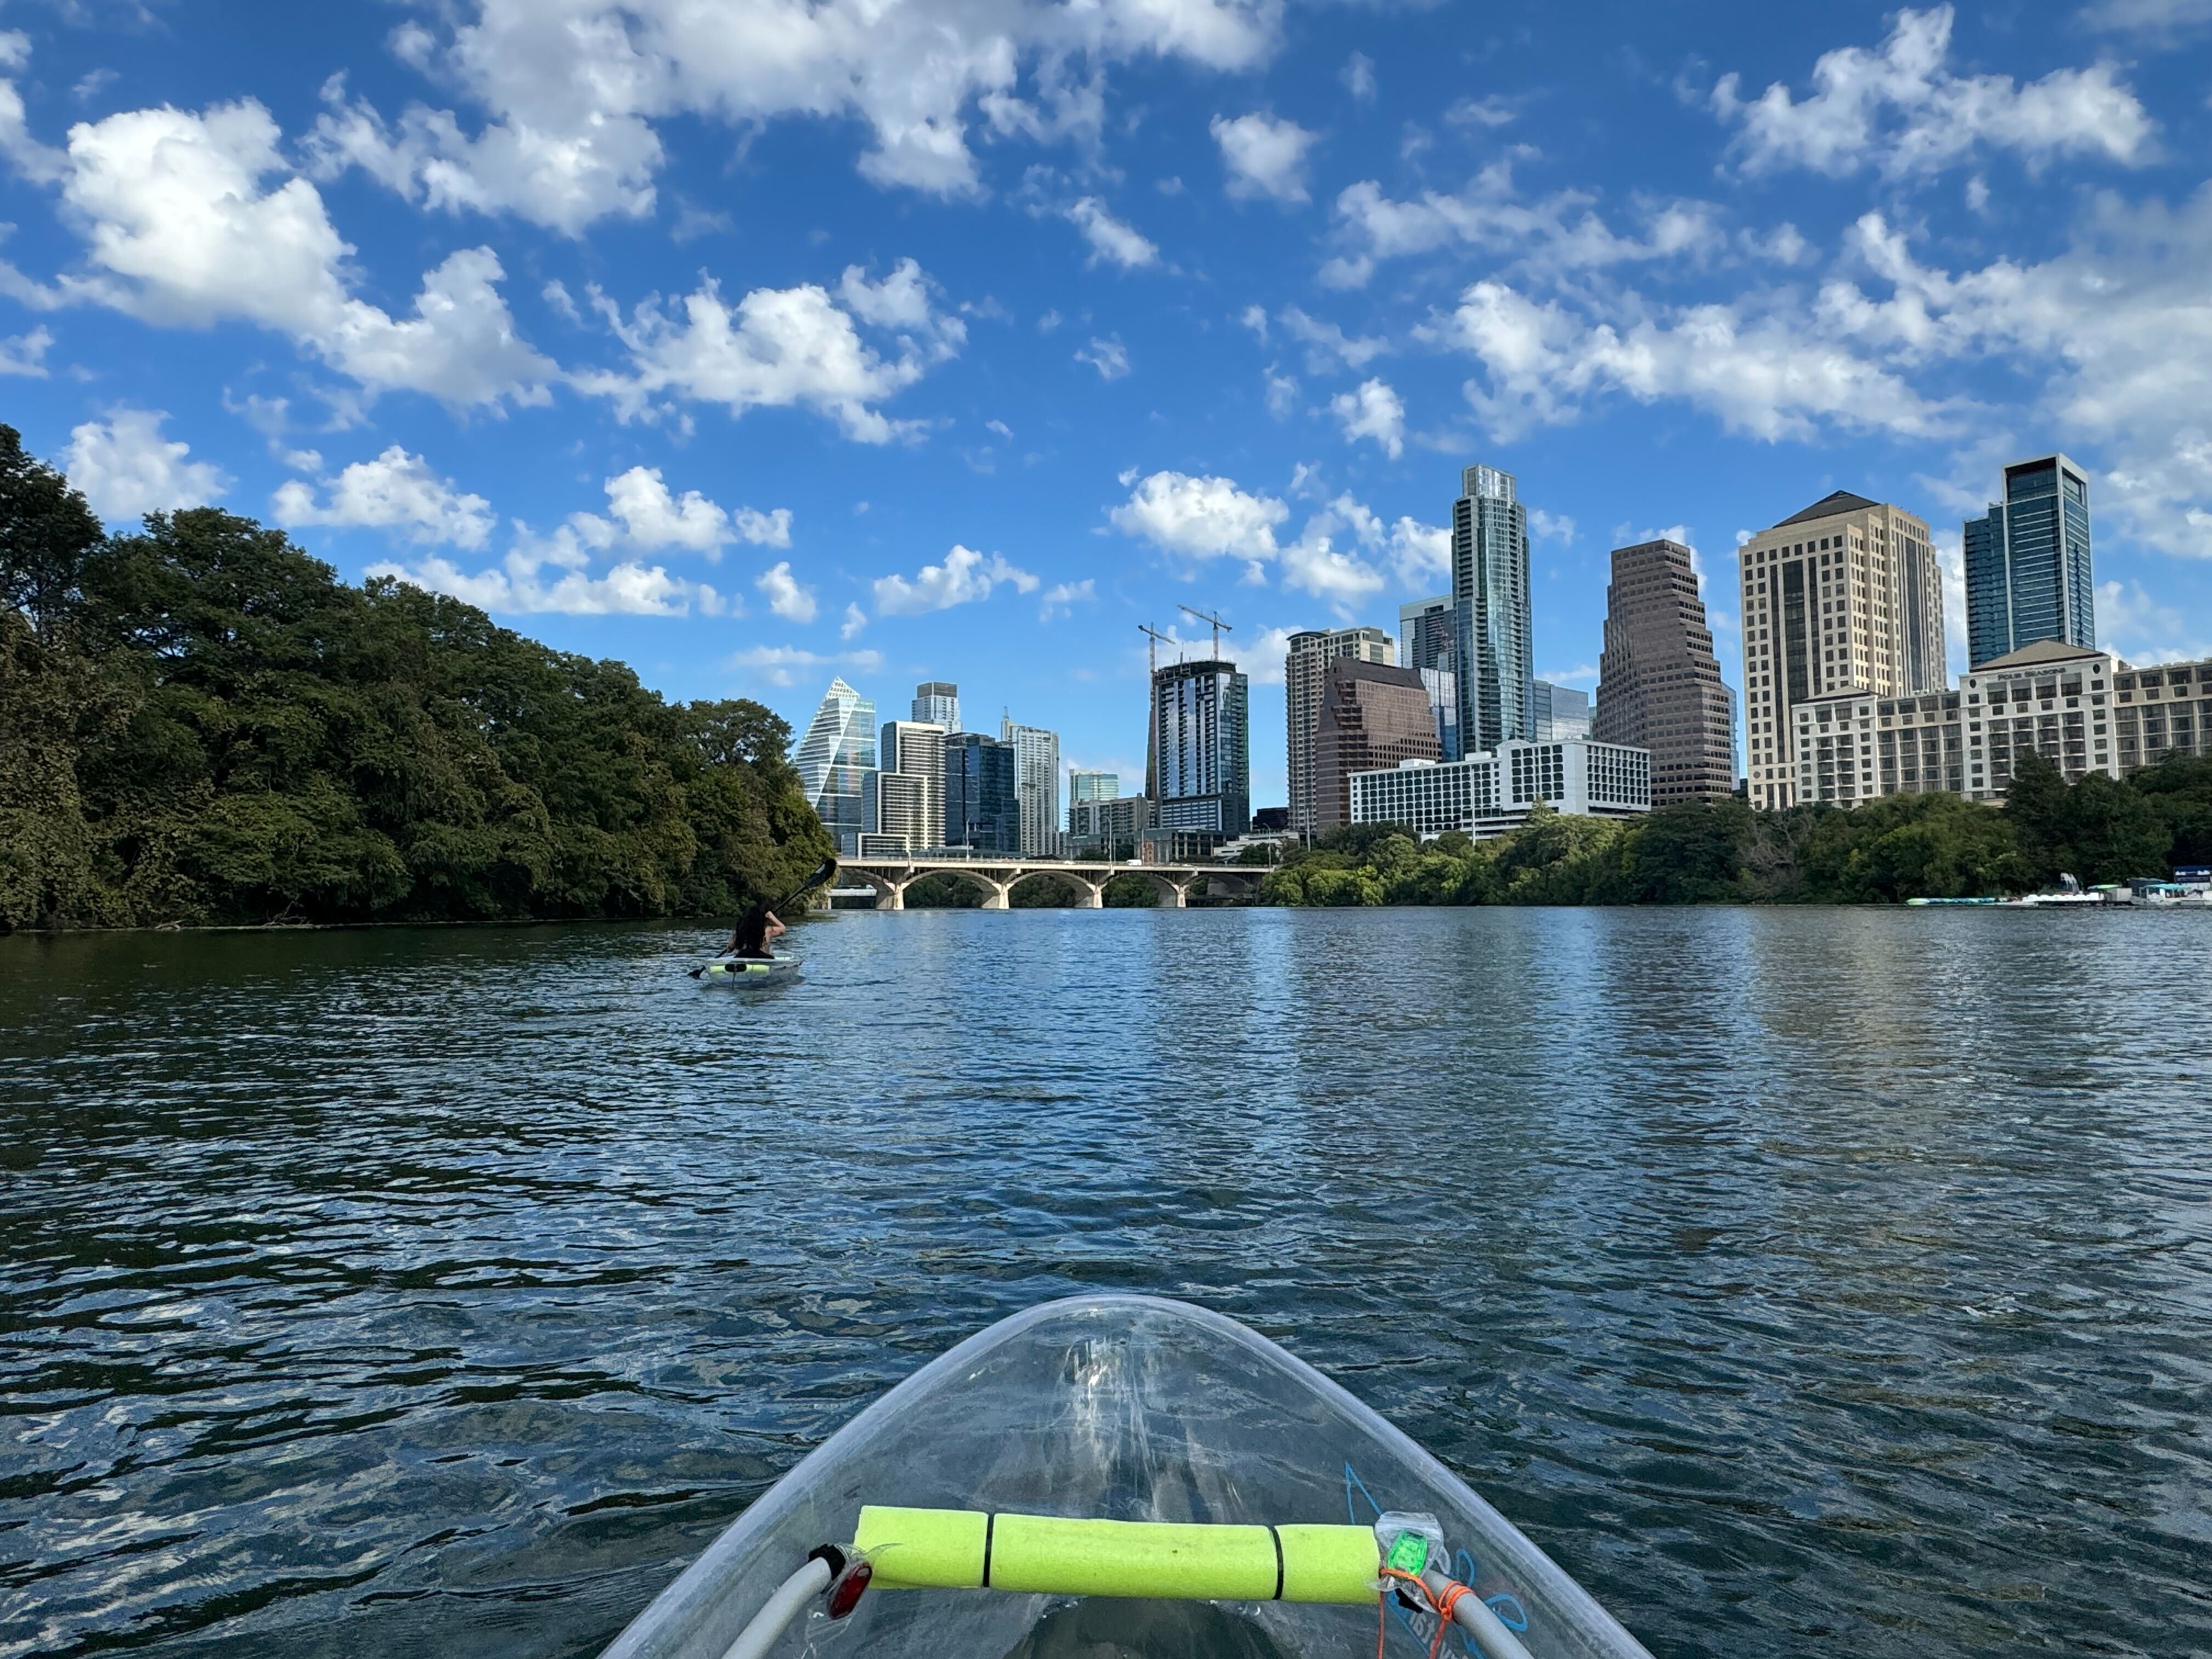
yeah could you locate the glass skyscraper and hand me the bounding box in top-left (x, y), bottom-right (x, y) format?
top-left (1150, 658), bottom-right (1250, 834)
top-left (943, 732), bottom-right (1018, 852)
top-left (1000, 718), bottom-right (1062, 855)
top-left (1451, 464), bottom-right (1534, 753)
top-left (912, 681), bottom-right (961, 731)
top-left (1963, 455), bottom-right (2094, 669)
top-left (1399, 594), bottom-right (1460, 761)
top-left (794, 676), bottom-right (877, 855)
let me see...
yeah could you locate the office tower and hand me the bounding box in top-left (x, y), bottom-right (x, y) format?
top-left (1285, 626), bottom-right (1394, 834)
top-left (1531, 681), bottom-right (1590, 743)
top-left (794, 676), bottom-right (878, 855)
top-left (1963, 454), bottom-right (2095, 668)
top-left (1451, 464), bottom-right (1534, 753)
top-left (943, 732), bottom-right (1018, 852)
top-left (1067, 769), bottom-right (1119, 832)
top-left (1347, 738), bottom-right (1651, 838)
top-left (876, 719), bottom-right (947, 852)
top-left (1069, 793), bottom-right (1156, 851)
top-left (1400, 594), bottom-right (1461, 762)
top-left (1000, 716), bottom-right (1062, 856)
top-left (1313, 661), bottom-right (1440, 832)
top-left (1152, 657), bottom-right (1251, 834)
top-left (1736, 490), bottom-right (1944, 810)
top-left (912, 681), bottom-right (961, 731)
top-left (1591, 538), bottom-right (1735, 805)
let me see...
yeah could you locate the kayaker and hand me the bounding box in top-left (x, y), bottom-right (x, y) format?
top-left (723, 906), bottom-right (785, 959)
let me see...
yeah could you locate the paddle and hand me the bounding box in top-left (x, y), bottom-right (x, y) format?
top-left (690, 856), bottom-right (839, 976)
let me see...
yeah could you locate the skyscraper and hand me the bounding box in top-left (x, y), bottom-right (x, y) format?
top-left (1592, 538), bottom-right (1735, 804)
top-left (795, 677), bottom-right (878, 855)
top-left (943, 731), bottom-right (1018, 851)
top-left (1000, 717), bottom-right (1062, 856)
top-left (1313, 661), bottom-right (1440, 831)
top-left (1067, 769), bottom-right (1119, 832)
top-left (1530, 681), bottom-right (1590, 743)
top-left (1963, 454), bottom-right (2095, 668)
top-left (876, 719), bottom-right (947, 852)
top-left (1736, 490), bottom-right (1945, 809)
top-left (912, 681), bottom-right (961, 731)
top-left (1152, 658), bottom-right (1250, 835)
top-left (1451, 464), bottom-right (1534, 753)
top-left (1399, 594), bottom-right (1460, 761)
top-left (1285, 626), bottom-right (1394, 834)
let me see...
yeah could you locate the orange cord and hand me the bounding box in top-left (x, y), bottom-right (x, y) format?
top-left (1372, 1564), bottom-right (1475, 1659)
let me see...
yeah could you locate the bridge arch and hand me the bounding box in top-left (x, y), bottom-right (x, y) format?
top-left (1004, 867), bottom-right (1107, 909)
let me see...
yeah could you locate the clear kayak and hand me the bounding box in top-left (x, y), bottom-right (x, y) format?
top-left (600, 1294), bottom-right (1652, 1659)
top-left (693, 956), bottom-right (802, 988)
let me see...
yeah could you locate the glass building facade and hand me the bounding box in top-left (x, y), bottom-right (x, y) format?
top-left (1450, 464), bottom-right (1534, 753)
top-left (912, 681), bottom-right (961, 731)
top-left (794, 677), bottom-right (878, 856)
top-left (1962, 455), bottom-right (2094, 669)
top-left (1150, 658), bottom-right (1250, 834)
top-left (943, 732), bottom-right (1018, 852)
top-left (1399, 594), bottom-right (1462, 760)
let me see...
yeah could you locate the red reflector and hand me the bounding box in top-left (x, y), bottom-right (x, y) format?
top-left (827, 1560), bottom-right (872, 1620)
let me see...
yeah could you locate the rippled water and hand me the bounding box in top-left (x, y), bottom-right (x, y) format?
top-left (3, 909), bottom-right (2209, 1659)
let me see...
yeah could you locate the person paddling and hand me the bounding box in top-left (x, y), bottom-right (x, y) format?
top-left (721, 905), bottom-right (786, 960)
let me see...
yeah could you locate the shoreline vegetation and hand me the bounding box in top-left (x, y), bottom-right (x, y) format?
top-left (1, 426), bottom-right (833, 935)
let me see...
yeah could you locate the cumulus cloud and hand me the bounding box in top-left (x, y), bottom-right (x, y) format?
top-left (1039, 577), bottom-right (1096, 619)
top-left (15, 98), bottom-right (552, 406)
top-left (1075, 334), bottom-right (1130, 379)
top-left (1710, 6), bottom-right (2155, 180)
top-left (2098, 578), bottom-right (2211, 662)
top-left (1110, 471), bottom-right (1288, 570)
top-left (578, 259), bottom-right (961, 440)
top-left (370, 537), bottom-right (726, 617)
top-left (64, 409), bottom-right (230, 523)
top-left (871, 544), bottom-right (1039, 616)
top-left (0, 326), bottom-right (49, 376)
top-left (300, 0), bottom-right (1281, 232)
top-left (563, 465), bottom-right (791, 555)
top-left (840, 602), bottom-right (867, 639)
top-left (1064, 196), bottom-right (1159, 267)
top-left (1211, 112), bottom-right (1316, 204)
top-left (755, 560), bottom-right (819, 622)
top-left (1330, 377), bottom-right (1405, 458)
top-left (729, 644), bottom-right (887, 689)
top-left (1277, 306), bottom-right (1388, 371)
top-left (274, 446), bottom-right (496, 548)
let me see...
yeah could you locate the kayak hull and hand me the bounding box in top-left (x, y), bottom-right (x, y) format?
top-left (600, 1294), bottom-right (1651, 1659)
top-left (695, 957), bottom-right (802, 988)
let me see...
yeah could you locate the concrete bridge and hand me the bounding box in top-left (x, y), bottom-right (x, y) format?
top-left (840, 856), bottom-right (1260, 910)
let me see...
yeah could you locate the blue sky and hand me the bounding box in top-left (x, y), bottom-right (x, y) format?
top-left (4, 0), bottom-right (2210, 806)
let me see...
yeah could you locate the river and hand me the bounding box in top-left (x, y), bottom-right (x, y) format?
top-left (2, 908), bottom-right (2207, 1658)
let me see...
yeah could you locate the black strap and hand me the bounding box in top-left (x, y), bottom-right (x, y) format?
top-left (1269, 1525), bottom-right (1284, 1600)
top-left (981, 1512), bottom-right (995, 1588)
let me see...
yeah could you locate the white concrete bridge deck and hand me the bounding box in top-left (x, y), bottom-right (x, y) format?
top-left (839, 856), bottom-right (1260, 910)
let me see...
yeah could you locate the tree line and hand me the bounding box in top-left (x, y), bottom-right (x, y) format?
top-left (1261, 756), bottom-right (2212, 907)
top-left (0, 426), bottom-right (833, 932)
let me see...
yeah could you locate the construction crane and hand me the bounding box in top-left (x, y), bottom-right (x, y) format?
top-left (1177, 605), bottom-right (1233, 662)
top-left (1138, 623), bottom-right (1180, 678)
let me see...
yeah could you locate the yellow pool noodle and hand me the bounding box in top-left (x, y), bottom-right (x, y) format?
top-left (851, 1507), bottom-right (1379, 1605)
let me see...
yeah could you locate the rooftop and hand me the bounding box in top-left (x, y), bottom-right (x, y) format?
top-left (1773, 490), bottom-right (1883, 528)
top-left (1969, 639), bottom-right (2108, 672)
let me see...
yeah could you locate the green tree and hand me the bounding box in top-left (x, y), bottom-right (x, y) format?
top-left (0, 424), bottom-right (103, 637)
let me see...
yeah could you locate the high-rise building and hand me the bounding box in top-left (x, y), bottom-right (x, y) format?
top-left (794, 676), bottom-right (878, 855)
top-left (1592, 538), bottom-right (1735, 805)
top-left (860, 771), bottom-right (935, 857)
top-left (1531, 681), bottom-right (1591, 743)
top-left (1400, 594), bottom-right (1461, 763)
top-left (1067, 769), bottom-right (1119, 831)
top-left (943, 731), bottom-right (1018, 851)
top-left (912, 681), bottom-right (961, 731)
top-left (1069, 794), bottom-right (1155, 851)
top-left (1451, 464), bottom-right (1534, 753)
top-left (1736, 490), bottom-right (1945, 809)
top-left (1313, 661), bottom-right (1440, 832)
top-left (1152, 658), bottom-right (1250, 834)
top-left (1000, 717), bottom-right (1062, 856)
top-left (1285, 627), bottom-right (1394, 834)
top-left (1963, 454), bottom-right (2095, 669)
top-left (876, 719), bottom-right (947, 852)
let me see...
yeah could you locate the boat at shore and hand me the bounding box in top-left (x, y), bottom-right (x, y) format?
top-left (600, 1295), bottom-right (1652, 1659)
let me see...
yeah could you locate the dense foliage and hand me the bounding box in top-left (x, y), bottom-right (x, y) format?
top-left (1262, 753), bottom-right (2211, 908)
top-left (0, 427), bottom-right (832, 932)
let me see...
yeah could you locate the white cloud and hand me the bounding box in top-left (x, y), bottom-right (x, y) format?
top-left (2098, 579), bottom-right (2211, 662)
top-left (580, 465), bottom-right (790, 554)
top-left (1330, 377), bottom-right (1404, 458)
top-left (840, 602), bottom-right (868, 639)
top-left (0, 325), bottom-right (48, 375)
top-left (1278, 306), bottom-right (1389, 371)
top-left (1064, 196), bottom-right (1159, 268)
top-left (871, 544), bottom-right (1039, 616)
top-left (2081, 0), bottom-right (2212, 33)
top-left (274, 448), bottom-right (496, 548)
top-left (1445, 95), bottom-right (1516, 129)
top-left (1341, 53), bottom-right (1375, 104)
top-left (579, 259), bottom-right (961, 440)
top-left (1211, 112), bottom-right (1316, 204)
top-left (1039, 577), bottom-right (1095, 618)
top-left (370, 535), bottom-right (727, 616)
top-left (1264, 367), bottom-right (1298, 419)
top-left (729, 645), bottom-right (886, 689)
top-left (1711, 6), bottom-right (2155, 180)
top-left (1111, 471), bottom-right (1286, 568)
top-left (1530, 507), bottom-right (1576, 545)
top-left (755, 560), bottom-right (819, 622)
top-left (64, 409), bottom-right (230, 523)
top-left (29, 99), bottom-right (552, 406)
top-left (1075, 334), bottom-right (1130, 380)
top-left (303, 0), bottom-right (1280, 232)
top-left (1321, 163), bottom-right (1730, 289)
